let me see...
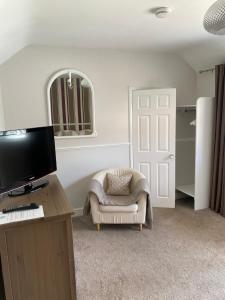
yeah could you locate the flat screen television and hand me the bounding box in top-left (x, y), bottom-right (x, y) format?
top-left (0, 126), bottom-right (57, 196)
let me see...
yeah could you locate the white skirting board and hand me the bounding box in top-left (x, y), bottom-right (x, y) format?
top-left (176, 184), bottom-right (195, 198)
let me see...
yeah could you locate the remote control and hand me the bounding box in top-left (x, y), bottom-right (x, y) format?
top-left (2, 203), bottom-right (39, 214)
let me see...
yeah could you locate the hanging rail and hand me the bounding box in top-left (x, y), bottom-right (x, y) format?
top-left (199, 68), bottom-right (215, 74)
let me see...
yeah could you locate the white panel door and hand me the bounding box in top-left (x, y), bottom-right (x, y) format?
top-left (132, 89), bottom-right (176, 208)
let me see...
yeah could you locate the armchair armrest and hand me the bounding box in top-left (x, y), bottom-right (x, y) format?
top-left (89, 193), bottom-right (101, 224)
top-left (136, 192), bottom-right (147, 213)
top-left (90, 192), bottom-right (100, 208)
top-left (130, 171), bottom-right (146, 193)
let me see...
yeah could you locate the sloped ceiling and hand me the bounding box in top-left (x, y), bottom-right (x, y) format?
top-left (0, 0), bottom-right (34, 64)
top-left (180, 38), bottom-right (225, 71)
top-left (0, 0), bottom-right (224, 70)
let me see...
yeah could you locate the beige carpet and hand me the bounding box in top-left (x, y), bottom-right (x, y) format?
top-left (73, 199), bottom-right (225, 300)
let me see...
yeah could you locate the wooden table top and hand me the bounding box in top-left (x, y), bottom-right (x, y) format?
top-left (0, 175), bottom-right (74, 227)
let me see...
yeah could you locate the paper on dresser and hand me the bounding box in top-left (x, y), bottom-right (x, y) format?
top-left (0, 205), bottom-right (44, 225)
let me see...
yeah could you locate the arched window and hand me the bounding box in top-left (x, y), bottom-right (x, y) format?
top-left (47, 70), bottom-right (96, 138)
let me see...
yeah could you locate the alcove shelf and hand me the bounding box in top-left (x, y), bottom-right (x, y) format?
top-left (176, 184), bottom-right (195, 198)
top-left (176, 98), bottom-right (214, 210)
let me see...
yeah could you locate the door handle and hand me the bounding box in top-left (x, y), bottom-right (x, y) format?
top-left (169, 154), bottom-right (175, 159)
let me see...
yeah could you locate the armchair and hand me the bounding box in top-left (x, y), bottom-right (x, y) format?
top-left (89, 168), bottom-right (149, 231)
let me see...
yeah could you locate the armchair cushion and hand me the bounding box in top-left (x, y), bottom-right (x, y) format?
top-left (99, 203), bottom-right (138, 213)
top-left (106, 173), bottom-right (132, 196)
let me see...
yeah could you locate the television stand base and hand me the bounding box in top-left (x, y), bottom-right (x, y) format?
top-left (8, 179), bottom-right (49, 197)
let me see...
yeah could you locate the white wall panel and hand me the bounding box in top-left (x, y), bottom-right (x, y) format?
top-left (157, 115), bottom-right (169, 152)
top-left (138, 95), bottom-right (150, 109)
top-left (138, 116), bottom-right (150, 152)
top-left (157, 163), bottom-right (169, 198)
top-left (158, 95), bottom-right (170, 108)
top-left (195, 97), bottom-right (215, 210)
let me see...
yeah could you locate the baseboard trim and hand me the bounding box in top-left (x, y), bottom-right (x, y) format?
top-left (72, 208), bottom-right (84, 217)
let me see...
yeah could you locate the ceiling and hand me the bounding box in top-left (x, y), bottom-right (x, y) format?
top-left (0, 0), bottom-right (225, 71)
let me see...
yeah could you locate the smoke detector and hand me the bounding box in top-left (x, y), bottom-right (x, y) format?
top-left (154, 7), bottom-right (173, 18)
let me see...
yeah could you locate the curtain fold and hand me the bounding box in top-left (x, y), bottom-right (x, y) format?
top-left (210, 64), bottom-right (225, 216)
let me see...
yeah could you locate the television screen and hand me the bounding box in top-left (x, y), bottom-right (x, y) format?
top-left (0, 126), bottom-right (57, 195)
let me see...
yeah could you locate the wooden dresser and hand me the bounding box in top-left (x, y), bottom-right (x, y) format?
top-left (0, 175), bottom-right (76, 300)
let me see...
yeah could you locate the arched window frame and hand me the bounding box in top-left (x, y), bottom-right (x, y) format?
top-left (47, 69), bottom-right (97, 139)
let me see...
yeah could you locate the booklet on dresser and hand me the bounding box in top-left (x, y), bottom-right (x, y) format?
top-left (0, 205), bottom-right (44, 225)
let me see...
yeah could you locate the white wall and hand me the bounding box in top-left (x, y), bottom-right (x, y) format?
top-left (0, 85), bottom-right (5, 130)
top-left (197, 72), bottom-right (215, 98)
top-left (0, 46), bottom-right (197, 209)
top-left (56, 144), bottom-right (129, 208)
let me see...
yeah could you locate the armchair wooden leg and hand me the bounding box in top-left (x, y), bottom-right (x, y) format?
top-left (139, 224), bottom-right (143, 231)
top-left (96, 224), bottom-right (100, 231)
